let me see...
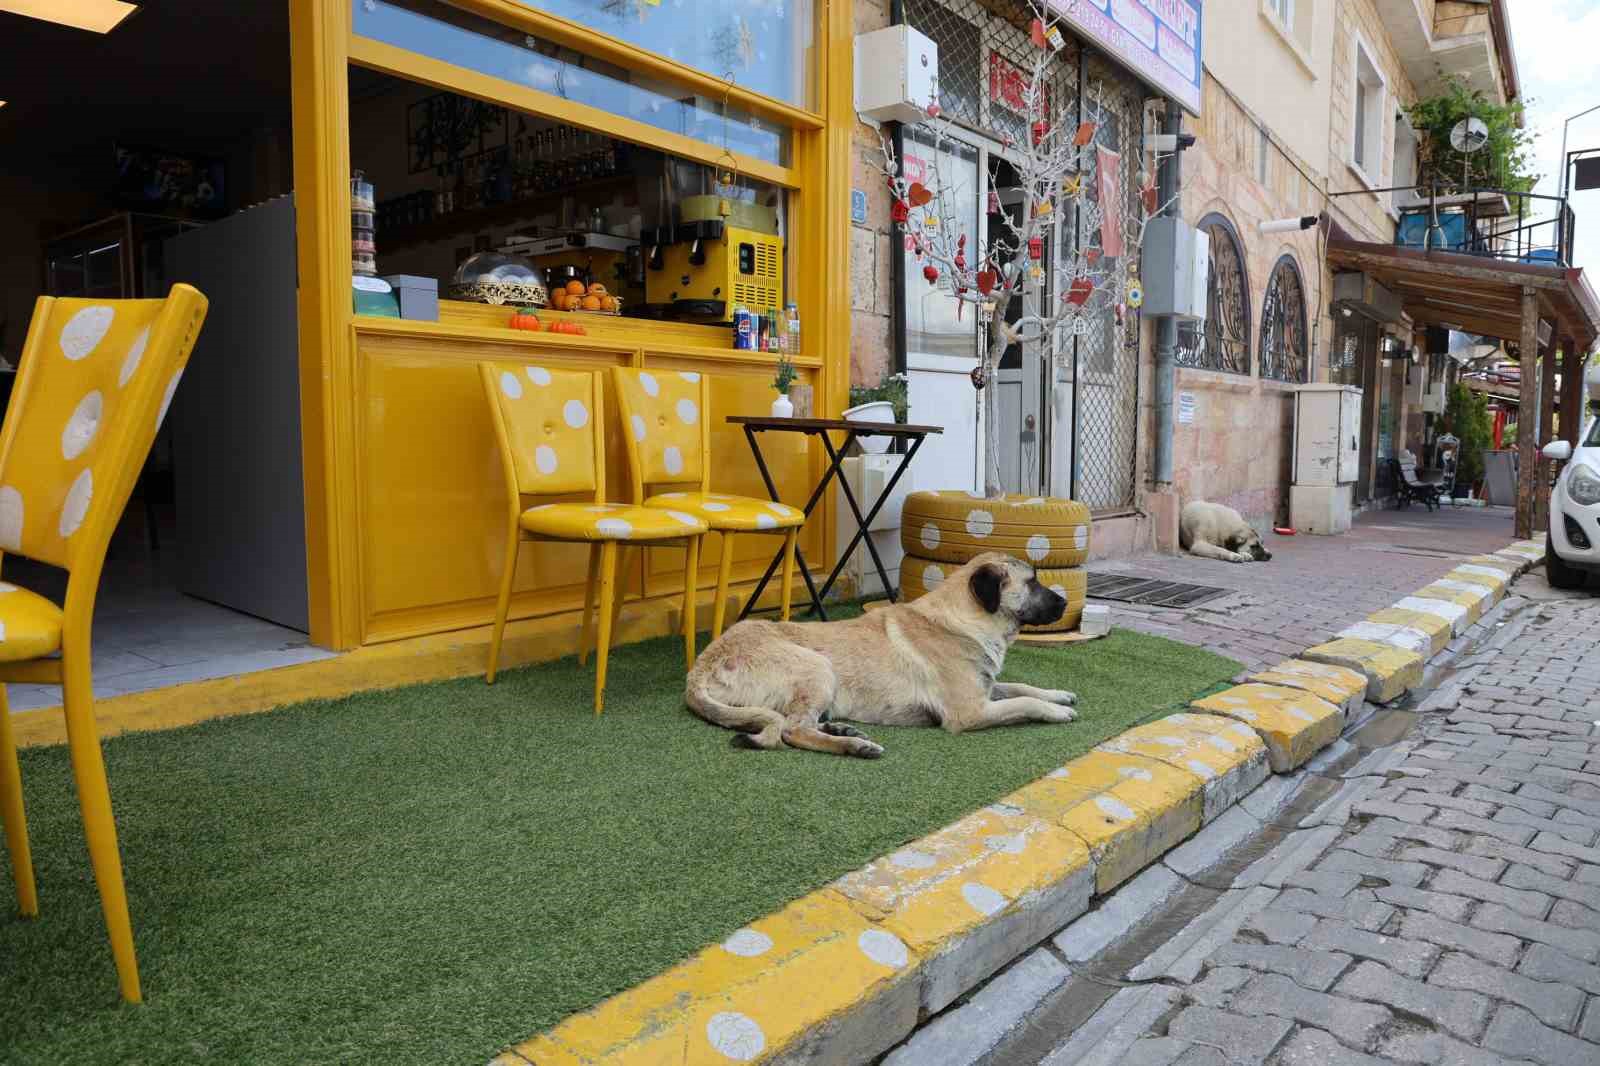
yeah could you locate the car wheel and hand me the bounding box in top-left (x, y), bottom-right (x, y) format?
top-left (1545, 532), bottom-right (1589, 590)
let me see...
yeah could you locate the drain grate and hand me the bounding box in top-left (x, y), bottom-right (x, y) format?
top-left (1085, 572), bottom-right (1234, 609)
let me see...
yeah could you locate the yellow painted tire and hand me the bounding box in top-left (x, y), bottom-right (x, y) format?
top-left (899, 555), bottom-right (1087, 632)
top-left (900, 491), bottom-right (1092, 567)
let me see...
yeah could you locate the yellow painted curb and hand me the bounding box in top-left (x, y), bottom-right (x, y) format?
top-left (1335, 620), bottom-right (1434, 658)
top-left (1191, 684), bottom-right (1343, 774)
top-left (1446, 565), bottom-right (1510, 594)
top-left (1095, 713), bottom-right (1270, 825)
top-left (1004, 749), bottom-right (1203, 895)
top-left (1409, 581), bottom-right (1488, 625)
top-left (1388, 595), bottom-right (1473, 638)
top-left (832, 803), bottom-right (1092, 1012)
top-left (1248, 659), bottom-right (1367, 718)
top-left (1301, 637), bottom-right (1423, 704)
top-left (1365, 608), bottom-right (1453, 656)
top-left (513, 890), bottom-right (919, 1065)
top-left (1463, 554), bottom-right (1520, 575)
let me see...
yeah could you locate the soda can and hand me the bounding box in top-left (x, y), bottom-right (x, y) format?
top-left (732, 305), bottom-right (752, 349)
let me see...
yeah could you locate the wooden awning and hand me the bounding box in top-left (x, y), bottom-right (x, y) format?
top-left (1327, 236), bottom-right (1600, 351)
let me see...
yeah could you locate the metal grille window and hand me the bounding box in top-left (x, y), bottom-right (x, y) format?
top-left (1260, 255), bottom-right (1309, 383)
top-left (1176, 214), bottom-right (1251, 375)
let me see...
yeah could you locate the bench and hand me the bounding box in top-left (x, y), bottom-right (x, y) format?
top-left (1390, 455), bottom-right (1444, 512)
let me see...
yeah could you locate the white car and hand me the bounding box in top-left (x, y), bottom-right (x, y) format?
top-left (1543, 415), bottom-right (1600, 589)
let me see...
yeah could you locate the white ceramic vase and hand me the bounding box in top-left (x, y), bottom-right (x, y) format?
top-left (771, 392), bottom-right (794, 418)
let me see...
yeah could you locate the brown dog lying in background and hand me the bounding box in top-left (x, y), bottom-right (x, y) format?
top-left (684, 553), bottom-right (1075, 758)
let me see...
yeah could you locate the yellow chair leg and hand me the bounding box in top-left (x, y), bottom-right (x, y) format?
top-left (0, 683), bottom-right (38, 918)
top-left (780, 528), bottom-right (798, 622)
top-left (711, 533), bottom-right (735, 641)
top-left (682, 536), bottom-right (701, 670)
top-left (609, 546), bottom-right (631, 639)
top-left (60, 652), bottom-right (141, 1003)
top-left (578, 543), bottom-right (600, 667)
top-left (594, 542), bottom-right (619, 716)
top-left (486, 533), bottom-right (521, 685)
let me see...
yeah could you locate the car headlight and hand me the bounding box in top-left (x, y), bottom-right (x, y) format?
top-left (1570, 463), bottom-right (1600, 507)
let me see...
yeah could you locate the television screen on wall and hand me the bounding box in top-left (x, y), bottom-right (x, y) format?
top-left (112, 143), bottom-right (226, 217)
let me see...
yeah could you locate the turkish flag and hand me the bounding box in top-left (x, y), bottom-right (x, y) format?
top-left (1097, 145), bottom-right (1123, 259)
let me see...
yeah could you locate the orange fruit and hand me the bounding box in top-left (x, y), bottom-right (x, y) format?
top-left (600, 296), bottom-right (617, 312)
top-left (588, 283), bottom-right (607, 295)
top-left (565, 279), bottom-right (585, 295)
top-left (581, 294), bottom-right (602, 310)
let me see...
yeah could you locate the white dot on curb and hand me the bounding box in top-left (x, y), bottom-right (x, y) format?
top-left (1095, 795), bottom-right (1136, 822)
top-left (983, 833), bottom-right (1025, 854)
top-left (962, 882), bottom-right (1008, 916)
top-left (721, 929), bottom-right (773, 957)
top-left (889, 849), bottom-right (936, 870)
top-left (706, 1011), bottom-right (766, 1061)
top-left (1117, 767), bottom-right (1153, 782)
top-left (1048, 767), bottom-right (1072, 779)
top-left (857, 928), bottom-right (909, 969)
top-left (1185, 759), bottom-right (1216, 780)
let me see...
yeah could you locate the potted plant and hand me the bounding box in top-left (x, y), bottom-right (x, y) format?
top-left (771, 352), bottom-right (797, 417)
top-left (845, 370), bottom-right (909, 453)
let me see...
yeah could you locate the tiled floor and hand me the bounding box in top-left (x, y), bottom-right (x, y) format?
top-left (3, 541), bottom-right (334, 714)
top-left (1090, 503), bottom-right (1523, 675)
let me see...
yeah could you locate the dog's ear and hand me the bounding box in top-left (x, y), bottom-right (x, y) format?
top-left (969, 563), bottom-right (1005, 614)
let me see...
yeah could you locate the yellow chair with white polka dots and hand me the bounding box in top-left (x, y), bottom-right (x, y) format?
top-left (480, 364), bottom-right (710, 710)
top-left (611, 368), bottom-right (804, 644)
top-left (0, 284), bottom-right (209, 1004)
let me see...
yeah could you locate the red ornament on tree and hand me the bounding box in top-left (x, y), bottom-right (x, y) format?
top-left (1066, 277), bottom-right (1093, 306)
top-left (907, 182), bottom-right (934, 206)
top-left (1031, 119), bottom-right (1050, 147)
top-left (890, 199), bottom-right (910, 224)
top-left (1028, 235), bottom-right (1044, 260)
top-left (925, 101), bottom-right (942, 119)
top-left (976, 268), bottom-right (997, 295)
top-left (923, 263), bottom-right (940, 285)
top-left (970, 364), bottom-right (988, 390)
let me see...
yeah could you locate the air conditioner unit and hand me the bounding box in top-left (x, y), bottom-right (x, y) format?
top-left (854, 26), bottom-right (939, 126)
top-left (1332, 271), bottom-right (1403, 323)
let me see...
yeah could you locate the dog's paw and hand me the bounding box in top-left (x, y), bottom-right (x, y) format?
top-left (1044, 688), bottom-right (1078, 706)
top-left (822, 721), bottom-right (868, 739)
top-left (1040, 704), bottom-right (1078, 724)
top-left (1229, 552), bottom-right (1250, 564)
top-left (848, 738), bottom-right (886, 759)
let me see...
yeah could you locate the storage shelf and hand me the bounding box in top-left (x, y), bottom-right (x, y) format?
top-left (378, 175), bottom-right (632, 252)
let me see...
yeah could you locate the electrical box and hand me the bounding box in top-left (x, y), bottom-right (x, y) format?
top-left (1421, 382), bottom-right (1446, 414)
top-left (854, 26), bottom-right (939, 126)
top-left (835, 454), bottom-right (913, 599)
top-left (1140, 217), bottom-right (1209, 321)
top-left (1291, 384), bottom-right (1362, 535)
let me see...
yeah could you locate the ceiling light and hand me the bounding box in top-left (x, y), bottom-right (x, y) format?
top-left (0, 1), bottom-right (139, 34)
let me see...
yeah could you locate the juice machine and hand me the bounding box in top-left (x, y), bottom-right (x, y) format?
top-left (505, 231), bottom-right (639, 304)
top-left (643, 194), bottom-right (783, 321)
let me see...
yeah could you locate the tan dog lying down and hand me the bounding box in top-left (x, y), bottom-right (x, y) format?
top-left (1179, 501), bottom-right (1273, 564)
top-left (685, 553), bottom-right (1075, 758)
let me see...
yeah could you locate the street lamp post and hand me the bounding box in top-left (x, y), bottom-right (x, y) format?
top-left (1559, 103), bottom-right (1600, 201)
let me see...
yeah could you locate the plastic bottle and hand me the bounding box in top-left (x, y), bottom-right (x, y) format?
top-left (784, 303), bottom-right (801, 357)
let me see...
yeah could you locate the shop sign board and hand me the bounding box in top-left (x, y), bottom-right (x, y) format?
top-left (1050, 0), bottom-right (1203, 115)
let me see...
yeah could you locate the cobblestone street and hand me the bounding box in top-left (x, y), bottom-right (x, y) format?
top-left (1029, 571), bottom-right (1600, 1065)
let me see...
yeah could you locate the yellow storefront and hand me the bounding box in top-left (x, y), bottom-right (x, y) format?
top-left (288, 0), bottom-right (857, 653)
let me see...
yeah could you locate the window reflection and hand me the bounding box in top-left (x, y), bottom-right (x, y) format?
top-left (354, 0), bottom-right (788, 166)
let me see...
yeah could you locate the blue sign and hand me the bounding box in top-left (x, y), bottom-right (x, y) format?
top-left (850, 188), bottom-right (868, 225)
top-left (1051, 0), bottom-right (1203, 115)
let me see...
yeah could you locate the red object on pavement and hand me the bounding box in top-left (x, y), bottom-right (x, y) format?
top-left (1273, 527), bottom-right (1297, 536)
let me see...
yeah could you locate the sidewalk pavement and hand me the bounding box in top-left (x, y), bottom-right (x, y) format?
top-left (1019, 566), bottom-right (1600, 1064)
top-left (1093, 506), bottom-right (1520, 675)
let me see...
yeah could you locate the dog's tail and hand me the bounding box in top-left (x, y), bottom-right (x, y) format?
top-left (685, 684), bottom-right (787, 750)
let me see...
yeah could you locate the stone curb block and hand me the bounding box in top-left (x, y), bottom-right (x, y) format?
top-left (499, 538), bottom-right (1548, 1066)
top-left (1364, 607), bottom-right (1454, 655)
top-left (1336, 619), bottom-right (1435, 657)
top-left (1409, 580), bottom-right (1491, 625)
top-left (1301, 637), bottom-right (1424, 704)
top-left (831, 804), bottom-right (1093, 1015)
top-left (1095, 713), bottom-right (1270, 826)
top-left (1247, 659), bottom-right (1367, 719)
top-left (1190, 684), bottom-right (1344, 774)
top-left (1390, 594), bottom-right (1472, 636)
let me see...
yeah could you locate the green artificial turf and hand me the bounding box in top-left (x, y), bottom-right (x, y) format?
top-left (0, 621), bottom-right (1240, 1065)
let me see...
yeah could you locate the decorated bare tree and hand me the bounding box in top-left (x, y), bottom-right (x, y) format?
top-left (874, 1), bottom-right (1176, 498)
